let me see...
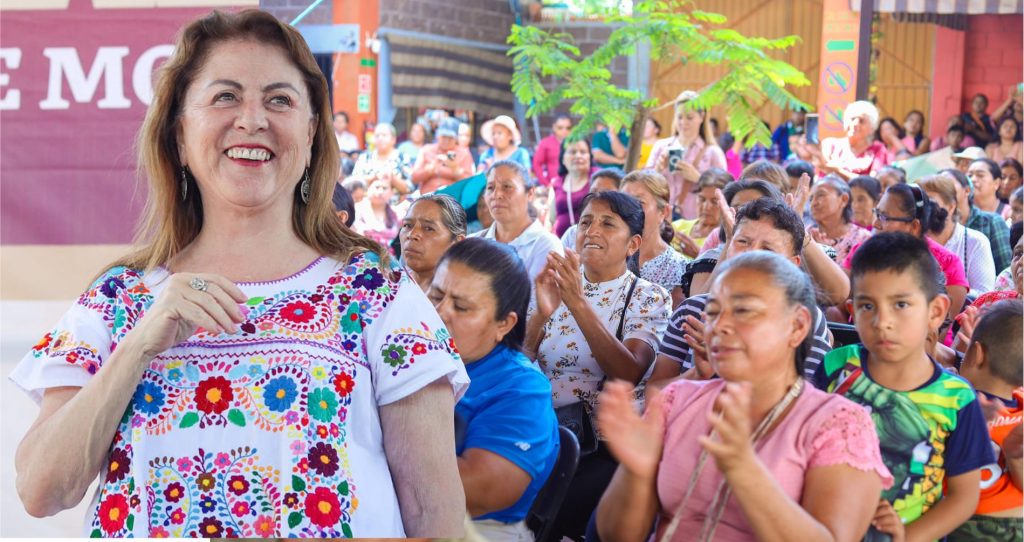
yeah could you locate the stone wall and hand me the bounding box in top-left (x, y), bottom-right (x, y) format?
top-left (379, 0), bottom-right (516, 45)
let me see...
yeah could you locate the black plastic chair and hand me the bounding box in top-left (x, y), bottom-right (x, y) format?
top-left (827, 321), bottom-right (860, 348)
top-left (527, 426), bottom-right (581, 542)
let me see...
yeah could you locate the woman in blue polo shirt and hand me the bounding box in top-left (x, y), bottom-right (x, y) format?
top-left (428, 237), bottom-right (560, 541)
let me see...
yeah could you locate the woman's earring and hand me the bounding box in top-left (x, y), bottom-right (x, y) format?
top-left (180, 167), bottom-right (189, 201)
top-left (300, 168), bottom-right (311, 204)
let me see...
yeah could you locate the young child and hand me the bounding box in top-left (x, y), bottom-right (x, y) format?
top-left (815, 232), bottom-right (995, 541)
top-left (949, 299), bottom-right (1023, 542)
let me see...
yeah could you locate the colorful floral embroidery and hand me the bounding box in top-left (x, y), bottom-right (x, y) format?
top-left (21, 253), bottom-right (460, 538)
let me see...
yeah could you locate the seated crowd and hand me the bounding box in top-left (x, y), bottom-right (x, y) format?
top-left (334, 94), bottom-right (1022, 542)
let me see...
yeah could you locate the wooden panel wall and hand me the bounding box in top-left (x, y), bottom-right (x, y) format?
top-left (649, 0), bottom-right (823, 137)
top-left (649, 4), bottom-right (934, 137)
top-left (873, 16), bottom-right (935, 132)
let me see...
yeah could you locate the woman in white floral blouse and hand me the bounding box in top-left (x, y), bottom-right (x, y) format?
top-left (524, 190), bottom-right (671, 540)
top-left (12, 10), bottom-right (466, 539)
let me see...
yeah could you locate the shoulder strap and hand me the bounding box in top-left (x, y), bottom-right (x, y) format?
top-left (616, 275), bottom-right (639, 341)
top-left (692, 140), bottom-right (710, 168)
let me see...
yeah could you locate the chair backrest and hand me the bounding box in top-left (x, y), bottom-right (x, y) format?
top-left (827, 322), bottom-right (860, 348)
top-left (526, 426), bottom-right (581, 542)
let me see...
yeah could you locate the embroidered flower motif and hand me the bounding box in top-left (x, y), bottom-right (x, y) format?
top-left (263, 376), bottom-right (297, 413)
top-left (412, 343), bottom-right (427, 356)
top-left (150, 526), bottom-right (170, 538)
top-left (167, 368), bottom-right (183, 382)
top-left (305, 486), bottom-right (343, 528)
top-left (163, 482), bottom-right (185, 503)
top-left (213, 452), bottom-right (232, 468)
top-left (297, 457), bottom-right (310, 473)
top-left (283, 492), bottom-right (300, 508)
top-left (352, 267), bottom-right (384, 290)
top-left (98, 494), bottom-right (129, 534)
top-left (329, 423), bottom-right (340, 437)
top-left (100, 276), bottom-right (125, 298)
top-left (133, 382), bottom-right (165, 415)
top-left (227, 475), bottom-right (249, 496)
top-left (280, 300), bottom-right (316, 324)
top-left (316, 425), bottom-right (329, 439)
top-left (308, 388), bottom-right (338, 423)
top-left (307, 442), bottom-right (340, 476)
top-left (198, 517), bottom-right (223, 538)
top-left (130, 495), bottom-right (140, 508)
top-left (312, 366), bottom-right (327, 380)
top-left (289, 440), bottom-right (307, 456)
top-left (231, 501), bottom-right (251, 516)
top-left (253, 514), bottom-right (276, 537)
top-left (32, 333), bottom-right (52, 352)
top-left (106, 447), bottom-right (130, 483)
top-left (381, 344), bottom-right (408, 368)
top-left (195, 376), bottom-right (233, 414)
top-left (196, 472), bottom-right (216, 493)
top-left (176, 457), bottom-right (193, 473)
top-left (169, 508), bottom-right (186, 525)
top-left (198, 494), bottom-right (216, 512)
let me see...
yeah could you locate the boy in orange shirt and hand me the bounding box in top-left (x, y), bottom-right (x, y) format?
top-left (951, 299), bottom-right (1023, 541)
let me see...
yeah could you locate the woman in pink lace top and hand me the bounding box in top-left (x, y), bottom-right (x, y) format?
top-left (595, 251), bottom-right (892, 542)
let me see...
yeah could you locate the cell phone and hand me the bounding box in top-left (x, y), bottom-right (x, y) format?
top-left (805, 114), bottom-right (819, 145)
top-left (667, 148), bottom-right (683, 171)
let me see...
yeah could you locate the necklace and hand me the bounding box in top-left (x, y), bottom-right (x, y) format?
top-left (659, 378), bottom-right (805, 542)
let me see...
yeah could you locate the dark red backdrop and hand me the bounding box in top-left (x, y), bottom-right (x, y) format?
top-left (1, 0), bottom-right (248, 245)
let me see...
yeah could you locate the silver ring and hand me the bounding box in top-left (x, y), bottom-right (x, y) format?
top-left (189, 277), bottom-right (209, 292)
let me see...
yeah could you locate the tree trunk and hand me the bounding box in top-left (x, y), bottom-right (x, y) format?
top-left (625, 102), bottom-right (647, 172)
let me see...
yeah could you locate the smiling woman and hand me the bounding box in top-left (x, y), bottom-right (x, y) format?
top-left (10, 9), bottom-right (468, 539)
top-left (524, 190), bottom-right (671, 540)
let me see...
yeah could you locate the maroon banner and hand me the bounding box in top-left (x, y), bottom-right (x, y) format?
top-left (0, 0), bottom-right (252, 245)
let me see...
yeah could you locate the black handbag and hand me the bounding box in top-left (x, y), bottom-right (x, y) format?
top-left (553, 276), bottom-right (638, 457)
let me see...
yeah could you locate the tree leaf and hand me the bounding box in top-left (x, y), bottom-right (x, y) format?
top-left (180, 412), bottom-right (199, 429)
top-left (292, 475), bottom-right (306, 493)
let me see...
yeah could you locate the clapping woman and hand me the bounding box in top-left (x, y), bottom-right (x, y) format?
top-left (596, 251), bottom-right (892, 542)
top-left (525, 191), bottom-right (671, 540)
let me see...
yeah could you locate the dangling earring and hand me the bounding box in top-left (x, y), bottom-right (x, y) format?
top-left (300, 168), bottom-right (311, 204)
top-left (180, 167), bottom-right (189, 201)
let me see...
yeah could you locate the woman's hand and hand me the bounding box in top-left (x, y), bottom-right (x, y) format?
top-left (534, 266), bottom-right (563, 322)
top-left (716, 188), bottom-right (737, 241)
top-left (655, 149), bottom-right (669, 173)
top-left (127, 274), bottom-right (247, 359)
top-left (871, 499), bottom-right (905, 542)
top-left (677, 160), bottom-right (701, 185)
top-left (598, 380), bottom-right (667, 481)
top-left (682, 315), bottom-right (713, 379)
top-left (786, 172), bottom-right (812, 216)
top-left (955, 304), bottom-right (980, 347)
top-left (674, 230), bottom-right (700, 259)
top-left (698, 382), bottom-right (756, 476)
top-left (547, 249), bottom-right (586, 311)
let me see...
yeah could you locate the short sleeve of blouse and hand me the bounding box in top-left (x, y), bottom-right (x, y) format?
top-left (807, 397), bottom-right (894, 489)
top-left (9, 267), bottom-right (148, 404)
top-left (361, 261), bottom-right (469, 406)
top-left (622, 279), bottom-right (671, 352)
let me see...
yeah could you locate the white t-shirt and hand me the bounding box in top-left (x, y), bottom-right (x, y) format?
top-left (472, 220), bottom-right (565, 281)
top-left (11, 253), bottom-right (468, 538)
top-left (537, 269), bottom-right (670, 414)
top-left (943, 223), bottom-right (996, 295)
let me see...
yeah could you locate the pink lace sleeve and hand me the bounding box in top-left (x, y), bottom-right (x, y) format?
top-left (808, 401), bottom-right (894, 489)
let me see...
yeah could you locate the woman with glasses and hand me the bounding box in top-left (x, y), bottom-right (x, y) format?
top-left (843, 184), bottom-right (970, 325)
